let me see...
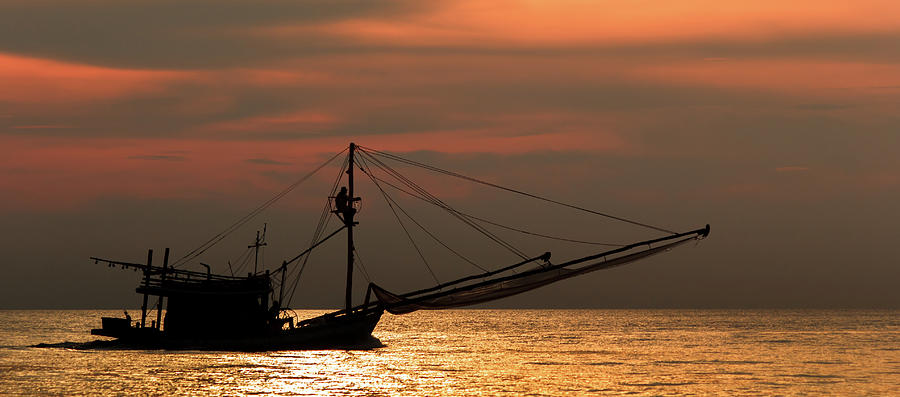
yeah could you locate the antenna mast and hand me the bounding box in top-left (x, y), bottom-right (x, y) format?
top-left (249, 223), bottom-right (267, 274)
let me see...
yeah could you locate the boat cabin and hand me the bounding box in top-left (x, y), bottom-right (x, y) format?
top-left (91, 250), bottom-right (278, 340)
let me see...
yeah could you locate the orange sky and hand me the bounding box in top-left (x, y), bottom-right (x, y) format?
top-left (1, 0), bottom-right (897, 220)
top-left (1, 0), bottom-right (898, 308)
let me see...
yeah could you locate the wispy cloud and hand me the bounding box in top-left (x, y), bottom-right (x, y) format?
top-left (0, 0), bottom-right (896, 213)
top-left (195, 111), bottom-right (337, 136)
top-left (128, 154), bottom-right (188, 161)
top-left (775, 166), bottom-right (811, 172)
top-left (0, 53), bottom-right (196, 105)
top-left (794, 104), bottom-right (852, 111)
top-left (245, 158), bottom-right (291, 165)
top-left (11, 124), bottom-right (71, 130)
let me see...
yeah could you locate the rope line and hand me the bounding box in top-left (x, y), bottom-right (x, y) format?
top-left (359, 150), bottom-right (528, 259)
top-left (172, 147), bottom-right (348, 268)
top-left (359, 146), bottom-right (676, 235)
top-left (357, 155), bottom-right (488, 273)
top-left (353, 246), bottom-right (371, 282)
top-left (363, 151), bottom-right (528, 259)
top-left (358, 154), bottom-right (441, 284)
top-left (368, 173), bottom-right (626, 247)
top-left (286, 156), bottom-right (348, 306)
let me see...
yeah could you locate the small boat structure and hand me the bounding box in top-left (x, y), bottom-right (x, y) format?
top-left (86, 143), bottom-right (710, 350)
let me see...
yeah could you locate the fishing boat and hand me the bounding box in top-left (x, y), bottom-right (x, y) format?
top-left (88, 143), bottom-right (709, 350)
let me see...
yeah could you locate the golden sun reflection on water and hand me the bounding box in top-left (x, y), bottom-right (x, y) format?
top-left (1, 310), bottom-right (898, 395)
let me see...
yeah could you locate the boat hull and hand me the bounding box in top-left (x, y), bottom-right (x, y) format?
top-left (90, 309), bottom-right (383, 351)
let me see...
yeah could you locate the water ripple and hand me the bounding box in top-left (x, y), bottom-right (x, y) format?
top-left (3, 309), bottom-right (899, 396)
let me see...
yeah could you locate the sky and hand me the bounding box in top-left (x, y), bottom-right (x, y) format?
top-left (1, 0), bottom-right (898, 309)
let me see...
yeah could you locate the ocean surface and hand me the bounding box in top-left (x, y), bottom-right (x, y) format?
top-left (0, 310), bottom-right (898, 395)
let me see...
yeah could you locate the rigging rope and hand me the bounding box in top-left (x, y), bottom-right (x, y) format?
top-left (358, 154), bottom-right (441, 285)
top-left (286, 156), bottom-right (348, 307)
top-left (230, 247), bottom-right (254, 276)
top-left (368, 173), bottom-right (625, 247)
top-left (286, 199), bottom-right (331, 306)
top-left (172, 147), bottom-right (349, 268)
top-left (357, 156), bottom-right (488, 272)
top-left (359, 150), bottom-right (529, 259)
top-left (359, 146), bottom-right (676, 235)
top-left (353, 246), bottom-right (371, 282)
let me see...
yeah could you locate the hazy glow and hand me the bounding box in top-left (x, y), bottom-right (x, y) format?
top-left (632, 60), bottom-right (900, 93)
top-left (1, 0), bottom-right (898, 309)
top-left (0, 53), bottom-right (193, 104)
top-left (282, 0), bottom-right (900, 46)
top-left (7, 310), bottom-right (896, 395)
top-left (0, 126), bottom-right (624, 208)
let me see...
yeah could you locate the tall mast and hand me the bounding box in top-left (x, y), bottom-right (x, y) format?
top-left (345, 143), bottom-right (356, 313)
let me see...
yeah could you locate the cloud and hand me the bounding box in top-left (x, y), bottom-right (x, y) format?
top-left (2, 0), bottom-right (899, 148)
top-left (775, 166), bottom-right (811, 172)
top-left (0, 127), bottom-right (631, 210)
top-left (128, 155), bottom-right (188, 161)
top-left (1, 0), bottom-right (899, 311)
top-left (0, 136), bottom-right (340, 209)
top-left (794, 103), bottom-right (852, 111)
top-left (629, 60), bottom-right (900, 94)
top-left (286, 1), bottom-right (900, 49)
top-left (0, 53), bottom-right (195, 104)
top-left (246, 158), bottom-right (291, 165)
top-left (196, 111), bottom-right (338, 135)
top-left (0, 0), bottom-right (897, 215)
top-left (0, 0), bottom-right (426, 68)
top-left (11, 124), bottom-right (71, 130)
top-left (2, 0), bottom-right (900, 71)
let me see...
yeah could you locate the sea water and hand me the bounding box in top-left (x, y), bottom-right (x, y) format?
top-left (0, 310), bottom-right (898, 395)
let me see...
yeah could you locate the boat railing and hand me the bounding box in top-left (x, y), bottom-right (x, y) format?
top-left (91, 256), bottom-right (255, 281)
top-left (141, 276), bottom-right (265, 287)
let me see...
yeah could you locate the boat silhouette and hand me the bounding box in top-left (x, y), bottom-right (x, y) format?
top-left (89, 143), bottom-right (709, 350)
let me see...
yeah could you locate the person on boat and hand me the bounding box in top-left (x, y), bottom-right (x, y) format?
top-left (269, 300), bottom-right (280, 319)
top-left (335, 187), bottom-right (355, 218)
top-left (123, 310), bottom-right (133, 328)
top-left (268, 300), bottom-right (288, 330)
top-left (335, 187), bottom-right (348, 210)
